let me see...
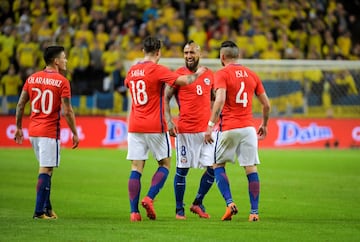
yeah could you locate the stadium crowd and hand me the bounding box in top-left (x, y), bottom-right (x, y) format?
top-left (0, 0), bottom-right (360, 104)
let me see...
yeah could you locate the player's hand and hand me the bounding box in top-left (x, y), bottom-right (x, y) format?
top-left (169, 126), bottom-right (178, 137)
top-left (257, 124), bottom-right (267, 140)
top-left (72, 134), bottom-right (79, 149)
top-left (14, 128), bottom-right (24, 144)
top-left (204, 126), bottom-right (214, 144)
top-left (196, 66), bottom-right (208, 76)
top-left (168, 121), bottom-right (178, 137)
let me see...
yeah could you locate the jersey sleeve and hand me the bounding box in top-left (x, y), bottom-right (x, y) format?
top-left (155, 64), bottom-right (181, 86)
top-left (174, 66), bottom-right (190, 90)
top-left (214, 69), bottom-right (228, 89)
top-left (207, 69), bottom-right (215, 90)
top-left (60, 75), bottom-right (71, 98)
top-left (23, 77), bottom-right (29, 92)
top-left (252, 71), bottom-right (265, 96)
top-left (124, 69), bottom-right (131, 88)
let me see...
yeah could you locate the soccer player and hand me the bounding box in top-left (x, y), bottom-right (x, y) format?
top-left (14, 45), bottom-right (79, 219)
top-left (126, 36), bottom-right (207, 222)
top-left (164, 40), bottom-right (215, 219)
top-left (204, 41), bottom-right (270, 221)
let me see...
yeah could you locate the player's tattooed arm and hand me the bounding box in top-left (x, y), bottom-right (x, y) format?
top-left (164, 85), bottom-right (178, 136)
top-left (205, 88), bottom-right (225, 144)
top-left (186, 73), bottom-right (199, 84)
top-left (214, 107), bottom-right (221, 118)
top-left (176, 66), bottom-right (207, 86)
top-left (14, 90), bottom-right (29, 144)
top-left (208, 88), bottom-right (226, 125)
top-left (62, 97), bottom-right (77, 134)
top-left (62, 97), bottom-right (79, 148)
top-left (187, 66), bottom-right (208, 84)
top-left (15, 91), bottom-right (29, 129)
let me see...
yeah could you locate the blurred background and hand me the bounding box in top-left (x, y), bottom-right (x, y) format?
top-left (0, 0), bottom-right (359, 118)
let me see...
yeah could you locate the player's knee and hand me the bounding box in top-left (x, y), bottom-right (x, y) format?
top-left (176, 167), bottom-right (189, 177)
top-left (158, 157), bottom-right (171, 170)
top-left (245, 165), bottom-right (257, 174)
top-left (206, 166), bottom-right (214, 176)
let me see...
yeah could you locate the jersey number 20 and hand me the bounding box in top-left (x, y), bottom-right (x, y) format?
top-left (31, 87), bottom-right (53, 114)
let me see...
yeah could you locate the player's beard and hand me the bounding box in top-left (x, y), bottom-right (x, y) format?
top-left (186, 58), bottom-right (199, 72)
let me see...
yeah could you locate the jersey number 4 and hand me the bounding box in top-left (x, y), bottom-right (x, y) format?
top-left (235, 82), bottom-right (248, 107)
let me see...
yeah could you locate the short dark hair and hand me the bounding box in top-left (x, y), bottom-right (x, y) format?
top-left (220, 41), bottom-right (238, 49)
top-left (184, 40), bottom-right (195, 47)
top-left (220, 41), bottom-right (239, 59)
top-left (44, 46), bottom-right (65, 65)
top-left (143, 36), bottom-right (161, 54)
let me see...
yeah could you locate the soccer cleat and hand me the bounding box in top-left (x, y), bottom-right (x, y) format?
top-left (130, 212), bottom-right (142, 222)
top-left (248, 213), bottom-right (259, 222)
top-left (175, 214), bottom-right (186, 220)
top-left (141, 196), bottom-right (156, 220)
top-left (190, 204), bottom-right (210, 219)
top-left (33, 214), bottom-right (55, 220)
top-left (221, 203), bottom-right (238, 221)
top-left (175, 208), bottom-right (186, 220)
top-left (45, 209), bottom-right (58, 219)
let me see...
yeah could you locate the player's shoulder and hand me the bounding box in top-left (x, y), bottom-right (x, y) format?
top-left (148, 62), bottom-right (172, 73)
top-left (203, 66), bottom-right (215, 75)
top-left (215, 66), bottom-right (228, 75)
top-left (49, 71), bottom-right (70, 83)
top-left (234, 64), bottom-right (255, 73)
top-left (203, 68), bottom-right (215, 81)
top-left (242, 65), bottom-right (255, 73)
top-left (128, 61), bottom-right (154, 75)
top-left (42, 70), bottom-right (70, 84)
top-left (175, 66), bottom-right (190, 75)
top-left (132, 60), bottom-right (156, 68)
top-left (224, 64), bottom-right (256, 75)
top-left (240, 65), bottom-right (259, 79)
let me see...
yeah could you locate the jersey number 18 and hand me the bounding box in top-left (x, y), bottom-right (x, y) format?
top-left (129, 80), bottom-right (148, 105)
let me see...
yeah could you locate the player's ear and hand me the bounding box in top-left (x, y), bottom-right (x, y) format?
top-left (54, 57), bottom-right (59, 66)
top-left (156, 49), bottom-right (161, 59)
top-left (220, 53), bottom-right (225, 62)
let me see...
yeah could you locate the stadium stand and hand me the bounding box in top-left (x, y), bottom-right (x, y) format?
top-left (93, 90), bottom-right (114, 114)
top-left (0, 0), bottom-right (359, 117)
top-left (5, 95), bottom-right (18, 115)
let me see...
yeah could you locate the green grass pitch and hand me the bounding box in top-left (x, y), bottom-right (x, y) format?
top-left (0, 148), bottom-right (359, 242)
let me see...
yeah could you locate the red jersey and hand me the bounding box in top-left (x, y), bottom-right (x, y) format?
top-left (214, 63), bottom-right (265, 131)
top-left (125, 61), bottom-right (180, 133)
top-left (23, 69), bottom-right (71, 138)
top-left (174, 66), bottom-right (214, 133)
